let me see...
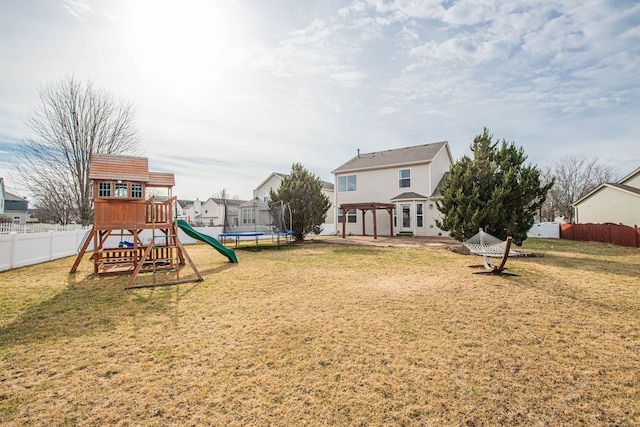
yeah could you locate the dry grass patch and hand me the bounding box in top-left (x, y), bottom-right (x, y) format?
top-left (1, 239), bottom-right (639, 426)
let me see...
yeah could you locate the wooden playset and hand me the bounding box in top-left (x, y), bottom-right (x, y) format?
top-left (70, 154), bottom-right (203, 289)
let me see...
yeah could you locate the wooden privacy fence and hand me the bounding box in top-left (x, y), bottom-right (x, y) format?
top-left (561, 223), bottom-right (640, 248)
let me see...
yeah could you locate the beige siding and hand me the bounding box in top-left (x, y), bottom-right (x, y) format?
top-left (623, 173), bottom-right (640, 188)
top-left (254, 175), bottom-right (283, 202)
top-left (198, 199), bottom-right (224, 226)
top-left (575, 187), bottom-right (640, 226)
top-left (321, 188), bottom-right (335, 224)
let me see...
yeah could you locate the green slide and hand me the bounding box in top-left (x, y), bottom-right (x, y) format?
top-left (177, 220), bottom-right (238, 263)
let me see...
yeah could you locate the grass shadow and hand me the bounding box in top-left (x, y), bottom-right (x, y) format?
top-left (0, 272), bottom-right (177, 348)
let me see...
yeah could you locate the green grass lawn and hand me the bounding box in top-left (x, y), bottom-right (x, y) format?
top-left (1, 239), bottom-right (639, 426)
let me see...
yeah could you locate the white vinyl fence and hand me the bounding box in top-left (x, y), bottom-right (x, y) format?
top-left (0, 226), bottom-right (224, 272)
top-left (0, 223), bottom-right (87, 235)
top-left (527, 222), bottom-right (561, 239)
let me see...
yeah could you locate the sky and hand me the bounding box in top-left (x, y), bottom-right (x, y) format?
top-left (1, 0), bottom-right (639, 201)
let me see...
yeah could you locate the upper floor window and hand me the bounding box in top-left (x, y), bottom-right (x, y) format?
top-left (399, 169), bottom-right (411, 188)
top-left (338, 174), bottom-right (357, 192)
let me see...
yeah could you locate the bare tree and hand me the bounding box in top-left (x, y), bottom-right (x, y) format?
top-left (541, 155), bottom-right (618, 223)
top-left (15, 76), bottom-right (141, 225)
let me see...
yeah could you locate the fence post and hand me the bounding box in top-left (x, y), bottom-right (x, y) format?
top-left (10, 232), bottom-right (17, 269)
top-left (636, 225), bottom-right (639, 249)
top-left (49, 230), bottom-right (54, 261)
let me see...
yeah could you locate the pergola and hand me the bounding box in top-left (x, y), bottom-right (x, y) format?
top-left (340, 202), bottom-right (395, 239)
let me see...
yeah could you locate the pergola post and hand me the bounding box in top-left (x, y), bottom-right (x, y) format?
top-left (361, 210), bottom-right (366, 236)
top-left (373, 209), bottom-right (378, 239)
top-left (342, 209), bottom-right (347, 238)
top-left (388, 207), bottom-right (394, 236)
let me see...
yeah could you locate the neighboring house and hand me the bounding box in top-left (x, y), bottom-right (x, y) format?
top-left (178, 199), bottom-right (203, 223)
top-left (195, 197), bottom-right (244, 227)
top-left (4, 191), bottom-right (30, 225)
top-left (0, 178), bottom-right (5, 215)
top-left (332, 141), bottom-right (453, 237)
top-left (572, 167), bottom-right (640, 226)
top-left (253, 172), bottom-right (336, 227)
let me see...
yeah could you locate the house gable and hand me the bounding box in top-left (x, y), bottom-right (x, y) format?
top-left (573, 166), bottom-right (640, 226)
top-left (619, 167), bottom-right (640, 188)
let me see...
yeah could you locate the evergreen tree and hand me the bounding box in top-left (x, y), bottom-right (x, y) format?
top-left (269, 163), bottom-right (331, 241)
top-left (437, 128), bottom-right (552, 245)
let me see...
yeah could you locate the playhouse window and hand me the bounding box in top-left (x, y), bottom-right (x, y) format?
top-left (115, 182), bottom-right (128, 198)
top-left (98, 182), bottom-right (112, 198)
top-left (130, 183), bottom-right (143, 199)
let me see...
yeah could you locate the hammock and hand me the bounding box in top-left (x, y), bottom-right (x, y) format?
top-left (463, 229), bottom-right (520, 257)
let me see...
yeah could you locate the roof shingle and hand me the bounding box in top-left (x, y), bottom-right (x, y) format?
top-left (332, 141), bottom-right (448, 173)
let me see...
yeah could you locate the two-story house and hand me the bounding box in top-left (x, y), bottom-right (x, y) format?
top-left (332, 141), bottom-right (453, 237)
top-left (4, 191), bottom-right (30, 225)
top-left (254, 172), bottom-right (335, 228)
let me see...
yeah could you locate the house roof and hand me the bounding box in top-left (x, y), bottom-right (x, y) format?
top-left (573, 183), bottom-right (640, 206)
top-left (257, 172), bottom-right (334, 191)
top-left (4, 191), bottom-right (29, 211)
top-left (390, 192), bottom-right (429, 201)
top-left (205, 197), bottom-right (246, 206)
top-left (332, 141), bottom-right (449, 173)
top-left (573, 166), bottom-right (640, 206)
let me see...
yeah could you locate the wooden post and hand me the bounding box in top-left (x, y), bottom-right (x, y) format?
top-left (388, 207), bottom-right (394, 237)
top-left (361, 210), bottom-right (366, 236)
top-left (372, 208), bottom-right (378, 239)
top-left (342, 207), bottom-right (346, 238)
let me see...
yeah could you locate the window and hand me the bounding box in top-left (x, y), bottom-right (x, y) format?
top-left (399, 169), bottom-right (411, 188)
top-left (417, 203), bottom-right (424, 227)
top-left (242, 208), bottom-right (255, 225)
top-left (98, 182), bottom-right (112, 198)
top-left (130, 183), bottom-right (143, 199)
top-left (13, 216), bottom-right (20, 224)
top-left (337, 208), bottom-right (357, 223)
top-left (337, 175), bottom-right (357, 192)
top-left (115, 182), bottom-right (128, 198)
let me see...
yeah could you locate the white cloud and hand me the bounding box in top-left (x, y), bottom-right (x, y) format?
top-left (62, 0), bottom-right (92, 21)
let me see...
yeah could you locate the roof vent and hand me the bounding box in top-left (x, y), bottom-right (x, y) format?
top-left (357, 149), bottom-right (360, 158)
